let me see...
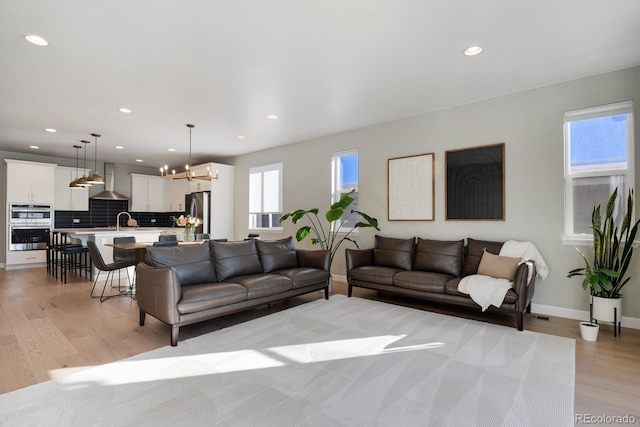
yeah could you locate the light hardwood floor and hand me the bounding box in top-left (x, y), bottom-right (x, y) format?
top-left (1, 267), bottom-right (639, 424)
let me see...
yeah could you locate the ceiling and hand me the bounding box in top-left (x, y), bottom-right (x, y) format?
top-left (1, 1), bottom-right (640, 169)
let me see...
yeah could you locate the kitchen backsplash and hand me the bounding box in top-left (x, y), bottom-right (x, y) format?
top-left (54, 199), bottom-right (183, 229)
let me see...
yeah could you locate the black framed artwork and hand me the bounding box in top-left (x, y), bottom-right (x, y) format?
top-left (445, 143), bottom-right (505, 221)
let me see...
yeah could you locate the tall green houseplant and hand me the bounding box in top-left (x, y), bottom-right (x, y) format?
top-left (279, 189), bottom-right (380, 267)
top-left (568, 188), bottom-right (640, 299)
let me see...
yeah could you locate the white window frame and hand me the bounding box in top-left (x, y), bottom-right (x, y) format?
top-left (331, 149), bottom-right (359, 233)
top-left (563, 100), bottom-right (634, 245)
top-left (249, 162), bottom-right (283, 231)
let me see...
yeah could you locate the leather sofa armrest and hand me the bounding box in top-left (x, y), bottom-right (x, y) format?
top-left (513, 261), bottom-right (536, 312)
top-left (346, 248), bottom-right (374, 271)
top-left (296, 249), bottom-right (330, 271)
top-left (135, 263), bottom-right (182, 325)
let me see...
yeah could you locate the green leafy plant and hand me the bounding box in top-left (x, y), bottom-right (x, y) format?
top-left (279, 189), bottom-right (380, 266)
top-left (567, 188), bottom-right (640, 300)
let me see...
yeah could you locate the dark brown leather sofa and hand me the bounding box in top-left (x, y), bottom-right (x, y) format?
top-left (346, 236), bottom-right (536, 330)
top-left (136, 237), bottom-right (331, 346)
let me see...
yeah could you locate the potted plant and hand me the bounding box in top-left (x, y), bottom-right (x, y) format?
top-left (279, 189), bottom-right (380, 268)
top-left (567, 187), bottom-right (640, 339)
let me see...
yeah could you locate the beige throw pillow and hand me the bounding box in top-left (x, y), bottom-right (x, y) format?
top-left (477, 250), bottom-right (522, 281)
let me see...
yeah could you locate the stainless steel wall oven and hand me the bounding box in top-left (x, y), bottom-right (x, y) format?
top-left (8, 204), bottom-right (52, 251)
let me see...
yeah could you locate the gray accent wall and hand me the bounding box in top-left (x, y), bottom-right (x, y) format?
top-left (231, 66), bottom-right (640, 322)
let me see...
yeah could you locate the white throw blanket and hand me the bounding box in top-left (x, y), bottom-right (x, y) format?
top-left (500, 240), bottom-right (549, 280)
top-left (458, 275), bottom-right (513, 311)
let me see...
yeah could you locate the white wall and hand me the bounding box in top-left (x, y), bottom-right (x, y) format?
top-left (231, 66), bottom-right (640, 323)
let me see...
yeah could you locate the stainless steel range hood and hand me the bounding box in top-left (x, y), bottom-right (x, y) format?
top-left (91, 163), bottom-right (129, 200)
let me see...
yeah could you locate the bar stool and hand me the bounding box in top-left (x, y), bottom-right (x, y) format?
top-left (46, 230), bottom-right (55, 275)
top-left (87, 240), bottom-right (137, 302)
top-left (65, 239), bottom-right (92, 283)
top-left (49, 231), bottom-right (90, 283)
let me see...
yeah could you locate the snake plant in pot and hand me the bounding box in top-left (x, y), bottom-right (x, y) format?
top-left (279, 189), bottom-right (380, 268)
top-left (567, 187), bottom-right (640, 338)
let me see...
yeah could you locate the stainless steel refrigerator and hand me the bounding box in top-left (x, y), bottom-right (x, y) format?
top-left (185, 191), bottom-right (210, 235)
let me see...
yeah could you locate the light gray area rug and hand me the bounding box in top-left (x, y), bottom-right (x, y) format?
top-left (0, 295), bottom-right (575, 426)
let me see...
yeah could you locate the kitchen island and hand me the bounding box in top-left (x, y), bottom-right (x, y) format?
top-left (53, 227), bottom-right (183, 265)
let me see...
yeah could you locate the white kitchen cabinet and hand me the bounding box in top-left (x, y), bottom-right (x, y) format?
top-left (188, 163), bottom-right (218, 192)
top-left (5, 159), bottom-right (57, 204)
top-left (54, 166), bottom-right (90, 211)
top-left (130, 174), bottom-right (164, 212)
top-left (164, 178), bottom-right (189, 212)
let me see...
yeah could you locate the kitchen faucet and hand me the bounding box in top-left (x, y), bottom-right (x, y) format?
top-left (116, 212), bottom-right (131, 231)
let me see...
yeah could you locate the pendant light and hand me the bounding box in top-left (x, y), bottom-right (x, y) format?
top-left (75, 140), bottom-right (92, 187)
top-left (69, 145), bottom-right (83, 189)
top-left (160, 123), bottom-right (219, 181)
top-left (87, 133), bottom-right (105, 184)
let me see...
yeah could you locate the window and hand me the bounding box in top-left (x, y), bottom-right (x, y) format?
top-left (249, 162), bottom-right (283, 230)
top-left (331, 150), bottom-right (359, 230)
top-left (563, 101), bottom-right (634, 242)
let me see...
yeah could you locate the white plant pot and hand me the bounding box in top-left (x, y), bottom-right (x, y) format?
top-left (592, 296), bottom-right (622, 323)
top-left (579, 322), bottom-right (599, 341)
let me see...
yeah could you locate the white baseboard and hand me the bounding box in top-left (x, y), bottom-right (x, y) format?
top-left (531, 303), bottom-right (640, 330)
top-left (332, 274), bottom-right (347, 284)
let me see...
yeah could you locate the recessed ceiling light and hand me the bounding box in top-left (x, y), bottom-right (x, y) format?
top-left (135, 159), bottom-right (143, 162)
top-left (115, 146), bottom-right (124, 150)
top-left (25, 34), bottom-right (48, 46)
top-left (266, 114), bottom-right (279, 120)
top-left (168, 148), bottom-right (176, 152)
top-left (44, 128), bottom-right (57, 133)
top-left (464, 46), bottom-right (483, 56)
top-left (118, 108), bottom-right (132, 113)
top-left (29, 145), bottom-right (39, 149)
top-left (237, 135), bottom-right (246, 139)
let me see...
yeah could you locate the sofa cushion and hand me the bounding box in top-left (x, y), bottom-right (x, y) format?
top-left (177, 282), bottom-right (248, 315)
top-left (373, 235), bottom-right (414, 270)
top-left (349, 265), bottom-right (401, 286)
top-left (210, 240), bottom-right (263, 282)
top-left (273, 267), bottom-right (330, 289)
top-left (477, 251), bottom-right (523, 281)
top-left (146, 242), bottom-right (216, 286)
top-left (231, 274), bottom-right (293, 299)
top-left (394, 271), bottom-right (451, 293)
top-left (413, 238), bottom-right (464, 276)
top-left (255, 237), bottom-right (298, 273)
top-left (462, 238), bottom-right (504, 277)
